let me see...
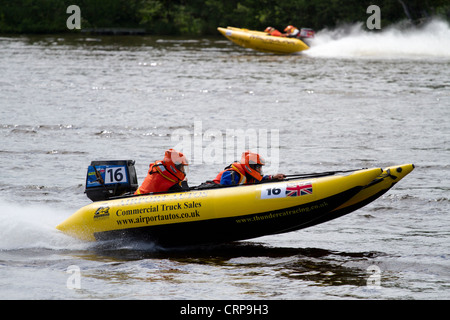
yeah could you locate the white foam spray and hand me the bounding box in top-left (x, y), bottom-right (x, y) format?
top-left (305, 18), bottom-right (450, 59)
top-left (0, 199), bottom-right (86, 251)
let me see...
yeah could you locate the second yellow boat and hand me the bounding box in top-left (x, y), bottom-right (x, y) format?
top-left (218, 26), bottom-right (310, 54)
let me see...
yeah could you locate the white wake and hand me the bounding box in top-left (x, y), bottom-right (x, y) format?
top-left (0, 199), bottom-right (85, 251)
top-left (305, 18), bottom-right (450, 59)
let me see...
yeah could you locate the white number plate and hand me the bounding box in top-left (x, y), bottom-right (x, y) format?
top-left (104, 165), bottom-right (128, 184)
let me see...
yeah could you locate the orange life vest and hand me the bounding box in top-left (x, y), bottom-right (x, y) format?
top-left (213, 162), bottom-right (259, 185)
top-left (135, 161), bottom-right (181, 195)
top-left (269, 29), bottom-right (282, 36)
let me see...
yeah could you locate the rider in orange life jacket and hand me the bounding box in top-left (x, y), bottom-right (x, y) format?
top-left (213, 151), bottom-right (285, 186)
top-left (134, 149), bottom-right (189, 195)
top-left (264, 26), bottom-right (283, 37)
top-left (284, 25), bottom-right (301, 38)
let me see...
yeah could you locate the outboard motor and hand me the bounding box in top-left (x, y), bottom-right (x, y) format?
top-left (299, 28), bottom-right (315, 47)
top-left (85, 160), bottom-right (138, 201)
top-left (300, 28), bottom-right (315, 39)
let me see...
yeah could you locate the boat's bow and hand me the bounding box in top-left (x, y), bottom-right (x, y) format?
top-left (298, 164), bottom-right (415, 229)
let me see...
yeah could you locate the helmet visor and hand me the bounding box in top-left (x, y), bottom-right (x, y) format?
top-left (176, 164), bottom-right (188, 175)
top-left (250, 164), bottom-right (263, 175)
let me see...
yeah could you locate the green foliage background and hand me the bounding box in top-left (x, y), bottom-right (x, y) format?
top-left (0, 0), bottom-right (449, 34)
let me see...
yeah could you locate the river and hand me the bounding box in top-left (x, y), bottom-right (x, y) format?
top-left (0, 19), bottom-right (449, 302)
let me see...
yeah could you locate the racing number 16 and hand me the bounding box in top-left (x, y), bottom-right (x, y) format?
top-left (266, 188), bottom-right (281, 196)
top-left (105, 166), bottom-right (127, 184)
top-left (261, 184), bottom-right (286, 199)
top-left (261, 183), bottom-right (286, 199)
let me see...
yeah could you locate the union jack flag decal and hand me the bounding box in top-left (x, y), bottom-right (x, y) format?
top-left (286, 183), bottom-right (313, 197)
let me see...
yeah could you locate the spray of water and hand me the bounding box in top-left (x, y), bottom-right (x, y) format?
top-left (0, 199), bottom-right (86, 251)
top-left (0, 199), bottom-right (165, 252)
top-left (305, 18), bottom-right (450, 59)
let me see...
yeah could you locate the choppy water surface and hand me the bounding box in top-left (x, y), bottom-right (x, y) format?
top-left (1, 20), bottom-right (449, 300)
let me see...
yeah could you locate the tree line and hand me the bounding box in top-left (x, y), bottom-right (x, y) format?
top-left (0, 0), bottom-right (449, 34)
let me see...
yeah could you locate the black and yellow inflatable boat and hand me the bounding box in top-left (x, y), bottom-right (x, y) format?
top-left (218, 26), bottom-right (311, 54)
top-left (56, 162), bottom-right (414, 246)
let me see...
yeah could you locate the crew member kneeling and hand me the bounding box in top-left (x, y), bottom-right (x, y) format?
top-left (135, 148), bottom-right (189, 195)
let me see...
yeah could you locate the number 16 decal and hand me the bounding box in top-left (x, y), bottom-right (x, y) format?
top-left (104, 166), bottom-right (127, 184)
top-left (261, 184), bottom-right (286, 199)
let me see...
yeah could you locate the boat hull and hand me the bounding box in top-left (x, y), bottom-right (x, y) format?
top-left (93, 187), bottom-right (358, 246)
top-left (56, 167), bottom-right (395, 246)
top-left (218, 27), bottom-right (309, 54)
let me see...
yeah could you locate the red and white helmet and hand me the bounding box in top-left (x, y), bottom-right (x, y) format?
top-left (162, 149), bottom-right (188, 181)
top-left (240, 151), bottom-right (265, 181)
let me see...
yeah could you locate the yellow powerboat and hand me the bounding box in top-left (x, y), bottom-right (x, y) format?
top-left (56, 161), bottom-right (414, 246)
top-left (217, 26), bottom-right (312, 54)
